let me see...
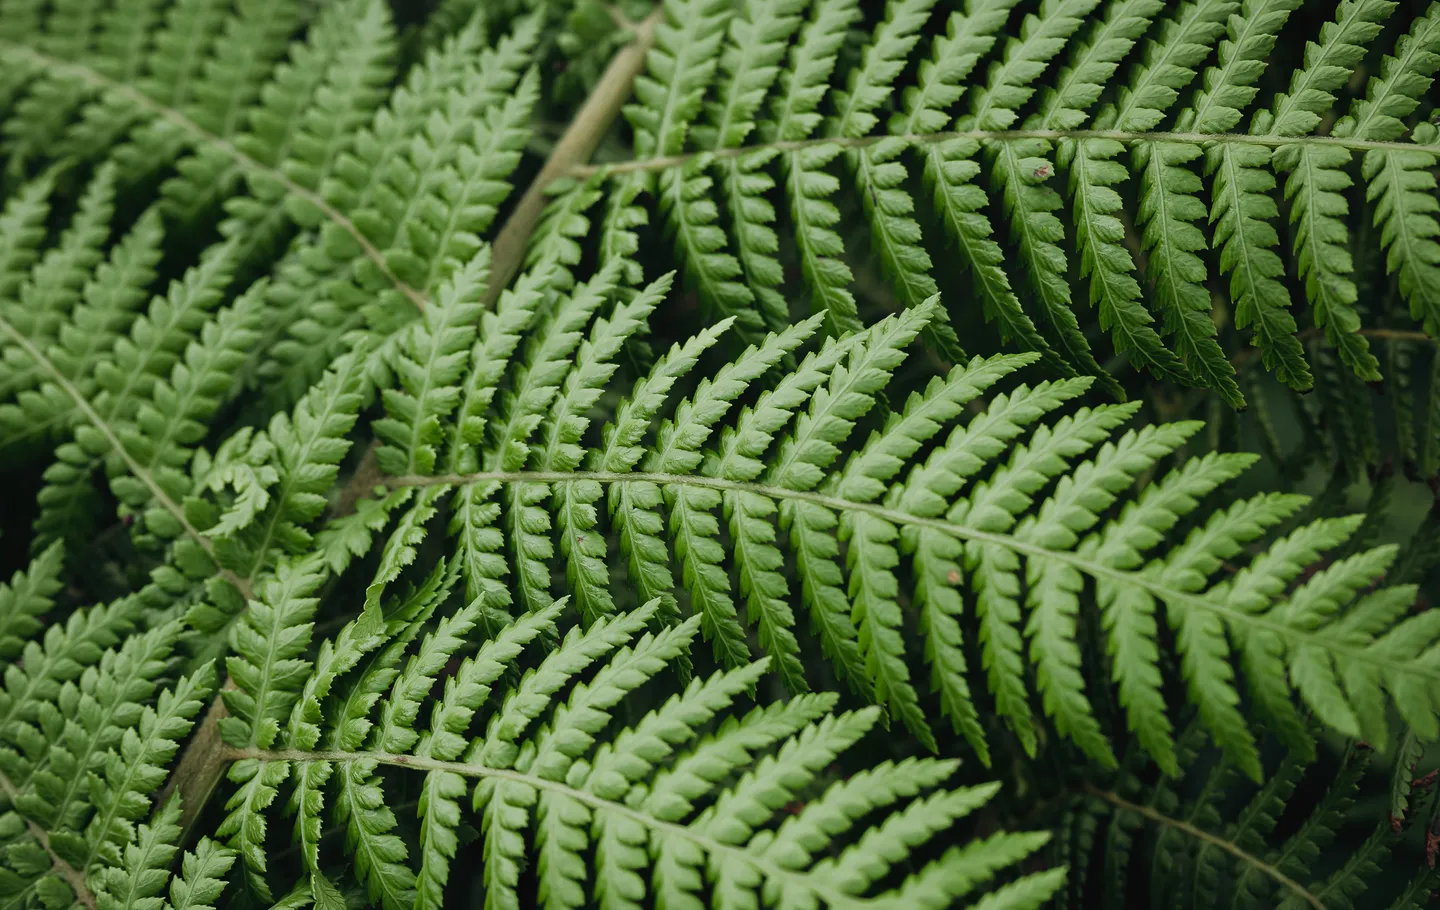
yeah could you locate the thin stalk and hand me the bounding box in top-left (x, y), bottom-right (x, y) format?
top-left (484, 6), bottom-right (666, 305)
top-left (1083, 783), bottom-right (1326, 910)
top-left (565, 127), bottom-right (1440, 180)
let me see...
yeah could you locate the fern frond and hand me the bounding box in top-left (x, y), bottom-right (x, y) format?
top-left (698, 0), bottom-right (807, 334)
top-left (762, 0), bottom-right (860, 336)
top-left (1264, 0), bottom-right (1395, 382)
top-left (920, 1), bottom-right (1063, 374)
top-left (83, 663), bottom-right (215, 871)
top-left (260, 12), bottom-right (537, 405)
top-left (218, 595), bottom-right (1061, 909)
top-left (156, 0), bottom-right (385, 231)
top-left (92, 793), bottom-right (183, 910)
top-left (58, 0), bottom-right (303, 176)
top-left (0, 165), bottom-right (118, 419)
top-left (0, 541), bottom-right (62, 659)
top-left (167, 838), bottom-right (236, 910)
top-left (326, 282), bottom-right (1440, 773)
top-left (0, 546), bottom-right (220, 910)
top-left (228, 342), bottom-right (373, 577)
top-left (1070, 729), bottom-right (1419, 910)
top-left (578, 0), bottom-right (1440, 399)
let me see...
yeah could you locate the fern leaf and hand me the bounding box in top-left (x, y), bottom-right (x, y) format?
top-left (1345, 4), bottom-right (1440, 335)
top-left (702, 0), bottom-right (808, 334)
top-left (0, 164), bottom-right (118, 414)
top-left (0, 0), bottom-right (114, 167)
top-left (0, 592), bottom-right (144, 740)
top-left (515, 265), bottom-right (650, 613)
top-left (1180, 0), bottom-right (1309, 387)
top-left (221, 557), bottom-right (325, 750)
top-left (708, 322), bottom-right (864, 692)
top-left (668, 315), bottom-right (823, 668)
top-left (83, 662), bottom-right (215, 869)
top-left (980, 0), bottom-right (1122, 395)
top-left (447, 267), bottom-right (551, 628)
top-left (573, 286), bottom-right (723, 618)
top-left (0, 173), bottom-right (53, 307)
top-left (333, 758), bottom-right (413, 910)
top-left (92, 793), bottom-right (183, 910)
top-left (902, 375), bottom-right (1093, 762)
top-left (1082, 0), bottom-right (1238, 392)
top-left (1267, 3), bottom-right (1394, 382)
top-left (260, 11), bottom-right (536, 404)
top-left (108, 282), bottom-right (264, 545)
top-left (234, 342), bottom-right (372, 576)
top-left (605, 0), bottom-right (733, 287)
top-left (658, 0), bottom-right (761, 334)
top-left (0, 542), bottom-right (62, 662)
top-left (838, 0), bottom-right (966, 361)
top-left (412, 604), bottom-right (560, 910)
top-left (23, 209), bottom-right (166, 524)
top-left (774, 302), bottom-right (937, 705)
top-left (374, 251), bottom-right (488, 477)
top-left (767, 0), bottom-right (862, 337)
top-left (920, 1), bottom-right (1066, 372)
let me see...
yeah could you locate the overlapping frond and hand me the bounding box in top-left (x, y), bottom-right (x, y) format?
top-left (0, 548), bottom-right (216, 910)
top-left (0, 3), bottom-right (1436, 909)
top-left (0, 5), bottom-right (537, 626)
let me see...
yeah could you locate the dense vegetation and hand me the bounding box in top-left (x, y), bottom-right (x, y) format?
top-left (0, 0), bottom-right (1438, 907)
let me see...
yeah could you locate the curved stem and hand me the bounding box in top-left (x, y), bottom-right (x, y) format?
top-left (224, 745), bottom-right (872, 909)
top-left (566, 127), bottom-right (1440, 180)
top-left (1083, 783), bottom-right (1326, 910)
top-left (377, 469), bottom-right (1438, 684)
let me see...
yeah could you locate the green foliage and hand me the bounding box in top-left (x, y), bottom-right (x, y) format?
top-left (215, 596), bottom-right (1064, 910)
top-left (589, 0), bottom-right (1440, 407)
top-left (1059, 728), bottom-right (1440, 910)
top-left (0, 1), bottom-right (1437, 908)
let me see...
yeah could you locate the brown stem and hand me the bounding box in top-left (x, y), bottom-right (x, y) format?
top-left (163, 680), bottom-right (237, 838)
top-left (483, 5), bottom-right (665, 306)
top-left (332, 441), bottom-right (384, 519)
